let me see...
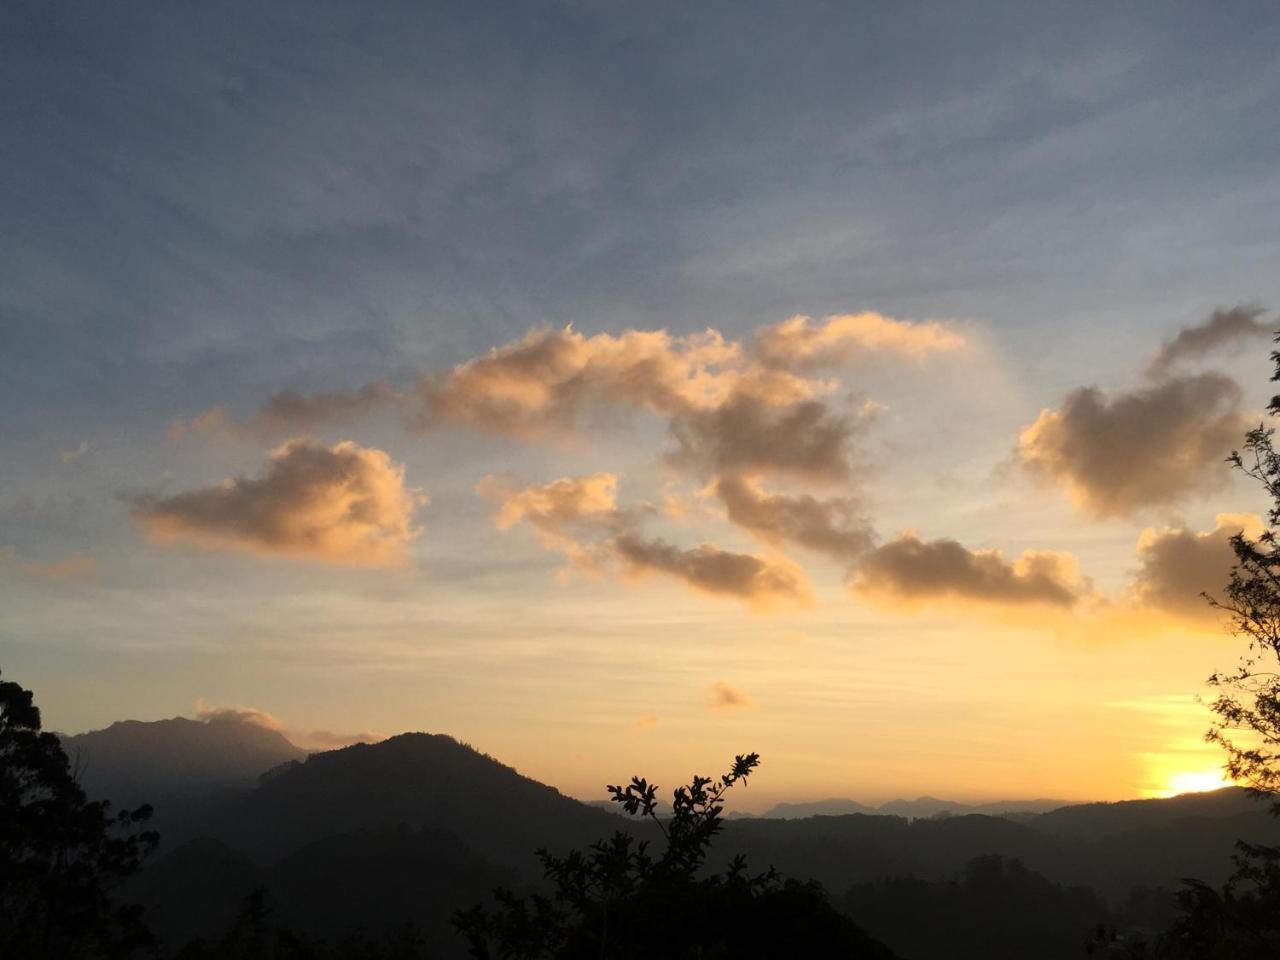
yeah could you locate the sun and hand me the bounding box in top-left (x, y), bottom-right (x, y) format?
top-left (1157, 768), bottom-right (1234, 798)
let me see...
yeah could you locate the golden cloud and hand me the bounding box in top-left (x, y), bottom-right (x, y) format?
top-left (1129, 513), bottom-right (1263, 620)
top-left (611, 533), bottom-right (813, 610)
top-left (850, 533), bottom-right (1090, 609)
top-left (482, 473), bottom-right (813, 610)
top-left (711, 473), bottom-right (873, 561)
top-left (132, 440), bottom-right (425, 566)
top-left (754, 312), bottom-right (965, 370)
top-left (708, 681), bottom-right (755, 709)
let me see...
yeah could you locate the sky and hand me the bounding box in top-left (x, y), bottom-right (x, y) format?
top-left (3, 0), bottom-right (1280, 811)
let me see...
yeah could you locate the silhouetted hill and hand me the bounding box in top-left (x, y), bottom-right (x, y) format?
top-left (719, 791), bottom-right (1280, 900)
top-left (127, 829), bottom-right (508, 957)
top-left (761, 795), bottom-right (1072, 819)
top-left (1030, 786), bottom-right (1259, 838)
top-left (59, 716), bottom-right (307, 841)
top-left (843, 855), bottom-right (1112, 960)
top-left (201, 732), bottom-right (622, 877)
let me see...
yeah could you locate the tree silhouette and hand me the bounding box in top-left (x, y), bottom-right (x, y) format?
top-left (1090, 334), bottom-right (1280, 958)
top-left (454, 753), bottom-right (895, 959)
top-left (0, 669), bottom-right (159, 959)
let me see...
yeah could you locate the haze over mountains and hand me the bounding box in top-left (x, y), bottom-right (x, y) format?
top-left (60, 714), bottom-right (1280, 958)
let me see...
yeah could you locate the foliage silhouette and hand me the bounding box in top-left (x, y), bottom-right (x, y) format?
top-left (1091, 332), bottom-right (1280, 957)
top-left (454, 753), bottom-right (895, 959)
top-left (0, 668), bottom-right (159, 959)
top-left (844, 854), bottom-right (1110, 960)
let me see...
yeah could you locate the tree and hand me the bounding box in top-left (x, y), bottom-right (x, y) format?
top-left (0, 669), bottom-right (159, 959)
top-left (1090, 334), bottom-right (1280, 959)
top-left (454, 753), bottom-right (895, 959)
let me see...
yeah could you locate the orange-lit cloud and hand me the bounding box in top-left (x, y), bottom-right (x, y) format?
top-left (711, 473), bottom-right (873, 562)
top-left (708, 681), bottom-right (755, 709)
top-left (1129, 513), bottom-right (1263, 620)
top-left (2, 547), bottom-right (99, 582)
top-left (667, 394), bottom-right (870, 484)
top-left (754, 312), bottom-right (965, 370)
top-left (195, 700), bottom-right (383, 751)
top-left (20, 552), bottom-right (99, 581)
top-left (1016, 373), bottom-right (1248, 517)
top-left (477, 471), bottom-right (627, 572)
top-left (850, 533), bottom-right (1090, 609)
top-left (482, 473), bottom-right (813, 609)
top-left (1146, 304), bottom-right (1270, 379)
top-left (179, 316), bottom-right (953, 482)
top-left (132, 440), bottom-right (425, 566)
top-left (407, 326), bottom-right (757, 437)
top-left (611, 533), bottom-right (813, 610)
top-left (632, 715), bottom-right (659, 730)
top-left (195, 701), bottom-right (285, 730)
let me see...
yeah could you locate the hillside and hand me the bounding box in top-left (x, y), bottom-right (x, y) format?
top-left (199, 732), bottom-right (625, 875)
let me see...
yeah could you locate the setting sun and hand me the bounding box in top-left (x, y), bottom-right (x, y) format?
top-left (1157, 768), bottom-right (1235, 798)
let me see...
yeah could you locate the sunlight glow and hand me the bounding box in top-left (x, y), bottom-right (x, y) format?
top-left (1157, 768), bottom-right (1233, 798)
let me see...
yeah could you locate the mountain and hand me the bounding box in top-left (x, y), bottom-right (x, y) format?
top-left (721, 789), bottom-right (1280, 900)
top-left (59, 715), bottom-right (307, 840)
top-left (199, 732), bottom-right (626, 876)
top-left (126, 831), bottom-right (509, 957)
top-left (1029, 786), bottom-right (1260, 838)
top-left (761, 796), bottom-right (1072, 820)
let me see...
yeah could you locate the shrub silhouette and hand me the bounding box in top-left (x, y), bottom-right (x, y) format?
top-left (454, 752), bottom-right (895, 959)
top-left (0, 669), bottom-right (159, 959)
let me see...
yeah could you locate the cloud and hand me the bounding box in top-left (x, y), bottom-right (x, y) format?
top-left (189, 317), bottom-right (935, 491)
top-left (667, 393), bottom-right (870, 483)
top-left (20, 553), bottom-right (99, 581)
top-left (711, 473), bottom-right (873, 561)
top-left (195, 701), bottom-right (285, 731)
top-left (477, 471), bottom-right (627, 571)
top-left (484, 472), bottom-right (812, 609)
top-left (1129, 513), bottom-right (1262, 619)
top-left (708, 681), bottom-right (754, 709)
top-left (632, 715), bottom-right (659, 730)
top-left (2, 547), bottom-right (99, 582)
top-left (406, 326), bottom-right (762, 438)
top-left (1146, 305), bottom-right (1270, 379)
top-left (252, 382), bottom-right (397, 435)
top-left (850, 533), bottom-right (1090, 609)
top-left (611, 533), bottom-right (813, 610)
top-left (754, 312), bottom-right (964, 370)
top-left (131, 439), bottom-right (425, 566)
top-left (1016, 373), bottom-right (1248, 517)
